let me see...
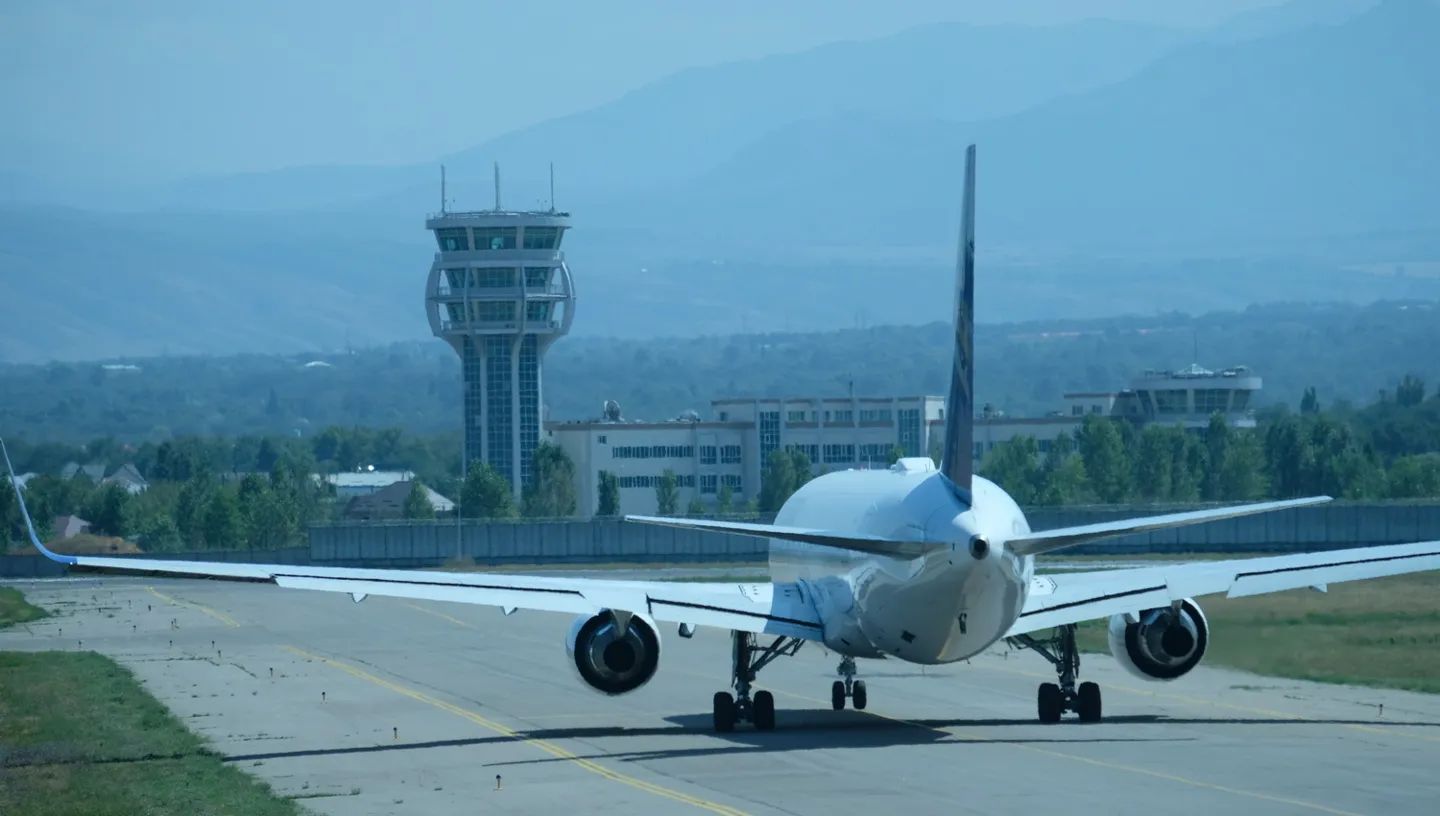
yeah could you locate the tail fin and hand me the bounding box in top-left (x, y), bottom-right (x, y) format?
top-left (940, 144), bottom-right (977, 498)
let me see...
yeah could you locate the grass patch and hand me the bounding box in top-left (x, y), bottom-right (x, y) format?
top-left (1073, 571), bottom-right (1440, 694)
top-left (0, 587), bottom-right (47, 628)
top-left (0, 651), bottom-right (298, 816)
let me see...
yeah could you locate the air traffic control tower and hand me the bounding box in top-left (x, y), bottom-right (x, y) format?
top-left (424, 191), bottom-right (575, 499)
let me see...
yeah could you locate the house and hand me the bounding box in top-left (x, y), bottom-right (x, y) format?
top-left (102, 464), bottom-right (149, 494)
top-left (59, 462), bottom-right (107, 482)
top-left (52, 515), bottom-right (92, 540)
top-left (326, 470), bottom-right (416, 499)
top-left (344, 481), bottom-right (455, 520)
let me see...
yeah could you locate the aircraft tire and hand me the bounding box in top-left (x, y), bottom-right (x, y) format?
top-left (1037, 682), bottom-right (1063, 723)
top-left (852, 680), bottom-right (867, 710)
top-left (1077, 682), bottom-right (1102, 723)
top-left (713, 691), bottom-right (736, 732)
top-left (831, 680), bottom-right (846, 710)
top-left (753, 690), bottom-right (776, 731)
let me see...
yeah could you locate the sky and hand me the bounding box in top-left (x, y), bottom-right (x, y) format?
top-left (1, 0), bottom-right (1293, 185)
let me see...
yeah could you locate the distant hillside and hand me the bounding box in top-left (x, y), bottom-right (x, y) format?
top-left (2, 301), bottom-right (1438, 444)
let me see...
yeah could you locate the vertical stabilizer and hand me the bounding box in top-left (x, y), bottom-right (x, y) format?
top-left (940, 145), bottom-right (976, 498)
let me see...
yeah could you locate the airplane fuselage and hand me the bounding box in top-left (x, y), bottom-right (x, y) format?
top-left (769, 459), bottom-right (1034, 664)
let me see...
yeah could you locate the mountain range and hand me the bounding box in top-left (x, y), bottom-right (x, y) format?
top-left (1, 0), bottom-right (1436, 363)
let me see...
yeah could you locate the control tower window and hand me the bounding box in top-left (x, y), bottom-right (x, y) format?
top-left (525, 301), bottom-right (552, 322)
top-left (1232, 391), bottom-right (1251, 411)
top-left (437, 228), bottom-right (470, 251)
top-left (473, 227), bottom-right (517, 250)
top-left (524, 267), bottom-right (552, 288)
top-left (444, 269), bottom-right (466, 290)
top-left (1194, 389), bottom-right (1230, 414)
top-left (1153, 389), bottom-right (1188, 414)
top-left (523, 226), bottom-right (560, 250)
top-left (473, 301), bottom-right (516, 321)
top-left (474, 268), bottom-right (517, 287)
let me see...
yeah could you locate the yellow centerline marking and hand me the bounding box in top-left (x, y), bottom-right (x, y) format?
top-left (401, 601), bottom-right (477, 630)
top-left (282, 646), bottom-right (749, 816)
top-left (973, 658), bottom-right (1440, 743)
top-left (146, 586), bottom-right (240, 628)
top-left (759, 685), bottom-right (1362, 816)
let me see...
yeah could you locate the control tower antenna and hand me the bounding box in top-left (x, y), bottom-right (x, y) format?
top-left (440, 165), bottom-right (447, 215)
top-left (493, 162), bottom-right (502, 211)
top-left (549, 162), bottom-right (556, 213)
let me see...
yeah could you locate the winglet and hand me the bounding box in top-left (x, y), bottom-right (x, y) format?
top-left (1, 437), bottom-right (77, 565)
top-left (940, 144), bottom-right (976, 501)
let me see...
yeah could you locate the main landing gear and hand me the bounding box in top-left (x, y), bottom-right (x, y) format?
top-left (1007, 624), bottom-right (1102, 723)
top-left (830, 655), bottom-right (867, 711)
top-left (712, 631), bottom-right (804, 732)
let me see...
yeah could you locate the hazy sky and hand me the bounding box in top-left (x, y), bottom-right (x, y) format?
top-left (2, 0), bottom-right (1293, 184)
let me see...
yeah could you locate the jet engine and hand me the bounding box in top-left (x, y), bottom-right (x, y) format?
top-left (565, 611), bottom-right (661, 695)
top-left (1107, 598), bottom-right (1208, 681)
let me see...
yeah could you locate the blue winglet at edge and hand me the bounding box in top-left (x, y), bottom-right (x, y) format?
top-left (1, 437), bottom-right (78, 565)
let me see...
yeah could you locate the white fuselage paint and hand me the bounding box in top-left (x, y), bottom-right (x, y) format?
top-left (770, 461), bottom-right (1033, 664)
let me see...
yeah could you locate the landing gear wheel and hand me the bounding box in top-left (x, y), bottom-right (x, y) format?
top-left (1037, 682), bottom-right (1063, 724)
top-left (753, 690), bottom-right (776, 731)
top-left (713, 691), bottom-right (736, 732)
top-left (1077, 681), bottom-right (1102, 723)
top-left (831, 680), bottom-right (846, 710)
top-left (851, 680), bottom-right (868, 710)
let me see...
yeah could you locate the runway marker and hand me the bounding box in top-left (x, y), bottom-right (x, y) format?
top-left (495, 774), bottom-right (502, 791)
top-left (282, 645), bottom-right (748, 816)
top-left (146, 586), bottom-right (239, 628)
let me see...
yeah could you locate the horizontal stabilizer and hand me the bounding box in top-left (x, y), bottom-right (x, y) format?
top-left (624, 515), bottom-right (937, 559)
top-left (1006, 496), bottom-right (1333, 557)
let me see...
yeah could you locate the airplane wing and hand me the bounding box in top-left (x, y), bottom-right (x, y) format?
top-left (624, 515), bottom-right (937, 558)
top-left (1004, 496), bottom-right (1333, 557)
top-left (2, 443), bottom-right (822, 641)
top-left (1007, 540), bottom-right (1440, 636)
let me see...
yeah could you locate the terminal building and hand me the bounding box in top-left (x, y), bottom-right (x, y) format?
top-left (546, 365), bottom-right (1261, 518)
top-left (424, 196), bottom-right (576, 500)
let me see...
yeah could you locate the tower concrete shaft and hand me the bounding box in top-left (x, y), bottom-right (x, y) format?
top-left (425, 209), bottom-right (575, 499)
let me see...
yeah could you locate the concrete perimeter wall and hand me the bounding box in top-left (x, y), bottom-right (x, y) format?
top-left (5, 502), bottom-right (1440, 578)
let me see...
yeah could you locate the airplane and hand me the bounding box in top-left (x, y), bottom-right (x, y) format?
top-left (7, 145), bottom-right (1440, 733)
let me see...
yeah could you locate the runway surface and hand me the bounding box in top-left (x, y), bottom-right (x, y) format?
top-left (4, 576), bottom-right (1439, 816)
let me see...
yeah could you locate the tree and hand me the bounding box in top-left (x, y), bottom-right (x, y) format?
top-left (758, 450), bottom-right (798, 513)
top-left (597, 470), bottom-right (620, 517)
top-left (655, 469), bottom-right (679, 516)
top-left (717, 482), bottom-right (734, 514)
top-left (174, 474), bottom-right (213, 546)
top-left (1131, 427), bottom-right (1173, 502)
top-left (1036, 432), bottom-right (1087, 506)
top-left (202, 489), bottom-right (246, 549)
top-left (1219, 431), bottom-right (1268, 500)
top-left (461, 461), bottom-right (516, 519)
top-left (84, 483), bottom-right (132, 537)
top-left (522, 442), bottom-right (577, 518)
top-left (979, 437), bottom-right (1040, 506)
top-left (1386, 454), bottom-right (1440, 498)
top-left (686, 496), bottom-right (706, 516)
top-left (1202, 414), bottom-right (1230, 501)
top-left (1300, 386), bottom-right (1321, 415)
top-left (789, 448), bottom-right (814, 491)
top-left (1076, 416), bottom-right (1130, 503)
top-left (1397, 375), bottom-right (1426, 407)
top-left (237, 474), bottom-right (294, 548)
top-left (1, 477), bottom-right (19, 549)
top-left (403, 481), bottom-right (437, 519)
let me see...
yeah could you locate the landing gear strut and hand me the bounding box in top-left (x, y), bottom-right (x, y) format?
top-left (830, 656), bottom-right (867, 710)
top-left (1007, 624), bottom-right (1102, 723)
top-left (712, 631), bottom-right (803, 732)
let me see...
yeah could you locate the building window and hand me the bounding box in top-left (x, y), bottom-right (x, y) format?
top-left (472, 267), bottom-right (516, 287)
top-left (700, 445), bottom-right (717, 465)
top-left (525, 301), bottom-right (552, 322)
top-left (833, 409), bottom-right (854, 424)
top-left (700, 474), bottom-right (718, 494)
top-left (473, 227), bottom-right (517, 250)
top-left (721, 474), bottom-right (742, 491)
top-left (597, 435), bottom-right (607, 444)
top-left (524, 266), bottom-right (551, 288)
top-left (1090, 404), bottom-right (1103, 415)
top-left (898, 409), bottom-right (921, 460)
top-left (973, 442), bottom-right (984, 459)
top-left (787, 410), bottom-right (806, 422)
top-left (473, 301), bottom-right (515, 321)
top-left (1038, 439), bottom-right (1052, 453)
top-left (718, 411), bottom-right (729, 421)
top-left (522, 226), bottom-right (560, 250)
top-left (822, 444), bottom-right (855, 464)
top-left (436, 228), bottom-right (469, 251)
top-left (759, 411), bottom-right (780, 461)
top-left (1154, 389), bottom-right (1189, 414)
top-left (720, 445), bottom-right (742, 464)
top-left (858, 443), bottom-right (891, 462)
top-left (1071, 405), bottom-right (1083, 416)
top-left (785, 443), bottom-right (819, 463)
top-left (860, 408), bottom-right (893, 423)
top-left (1195, 389), bottom-right (1230, 414)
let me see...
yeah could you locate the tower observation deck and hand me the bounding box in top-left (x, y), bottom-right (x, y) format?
top-left (425, 207), bottom-right (575, 498)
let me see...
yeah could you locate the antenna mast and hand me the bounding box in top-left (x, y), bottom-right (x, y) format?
top-left (493, 161), bottom-right (501, 211)
top-left (440, 165), bottom-right (447, 214)
top-left (549, 162), bottom-right (556, 212)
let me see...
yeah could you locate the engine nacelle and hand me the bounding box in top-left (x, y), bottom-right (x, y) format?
top-left (565, 611), bottom-right (661, 695)
top-left (1107, 598), bottom-right (1209, 681)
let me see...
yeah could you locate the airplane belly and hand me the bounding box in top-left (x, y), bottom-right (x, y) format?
top-left (856, 552), bottom-right (1026, 664)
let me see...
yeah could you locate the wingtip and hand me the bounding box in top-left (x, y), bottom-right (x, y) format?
top-left (2, 436), bottom-right (77, 566)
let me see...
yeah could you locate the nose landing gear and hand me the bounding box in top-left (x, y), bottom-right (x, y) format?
top-left (830, 656), bottom-right (867, 710)
top-left (1008, 624), bottom-right (1103, 723)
